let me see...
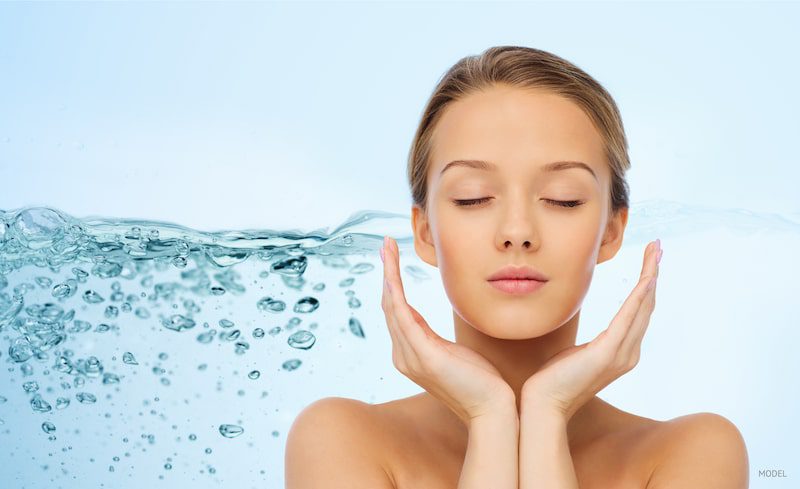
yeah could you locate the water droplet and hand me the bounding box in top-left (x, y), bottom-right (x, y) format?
top-left (349, 317), bottom-right (365, 338)
top-left (35, 276), bottom-right (53, 288)
top-left (9, 337), bottom-right (34, 363)
top-left (12, 207), bottom-right (66, 250)
top-left (256, 296), bottom-right (286, 313)
top-left (76, 392), bottom-right (97, 404)
top-left (30, 394), bottom-right (52, 413)
top-left (70, 320), bottom-right (92, 333)
top-left (349, 262), bottom-right (374, 274)
top-left (82, 290), bottom-right (105, 304)
top-left (23, 380), bottom-right (39, 393)
top-left (42, 421), bottom-right (56, 434)
top-left (287, 330), bottom-right (316, 350)
top-left (220, 329), bottom-right (240, 341)
top-left (282, 359), bottom-right (302, 371)
top-left (51, 282), bottom-right (72, 299)
top-left (54, 355), bottom-right (72, 373)
top-left (104, 305), bottom-right (119, 318)
top-left (196, 330), bottom-right (216, 344)
top-left (102, 372), bottom-right (120, 384)
top-left (161, 314), bottom-right (196, 332)
top-left (248, 370), bottom-right (260, 380)
top-left (293, 296), bottom-right (319, 313)
top-left (76, 356), bottom-right (103, 377)
top-left (122, 352), bottom-right (138, 365)
top-left (93, 261), bottom-right (122, 278)
top-left (218, 424), bottom-right (244, 438)
top-left (270, 256), bottom-right (307, 277)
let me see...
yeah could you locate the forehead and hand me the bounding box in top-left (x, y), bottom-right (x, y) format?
top-left (428, 85), bottom-right (608, 184)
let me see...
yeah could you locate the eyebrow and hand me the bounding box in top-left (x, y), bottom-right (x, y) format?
top-left (439, 159), bottom-right (598, 182)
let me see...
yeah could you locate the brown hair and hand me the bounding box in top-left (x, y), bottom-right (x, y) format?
top-left (407, 45), bottom-right (630, 217)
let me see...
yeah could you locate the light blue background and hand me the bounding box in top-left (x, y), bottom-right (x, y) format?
top-left (1, 1), bottom-right (798, 488)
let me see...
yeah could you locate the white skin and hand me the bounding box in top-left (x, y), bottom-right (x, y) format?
top-left (380, 83), bottom-right (661, 425)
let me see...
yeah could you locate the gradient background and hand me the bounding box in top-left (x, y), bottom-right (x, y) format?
top-left (1, 1), bottom-right (798, 488)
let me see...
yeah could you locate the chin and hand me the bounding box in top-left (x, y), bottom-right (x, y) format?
top-left (466, 312), bottom-right (558, 340)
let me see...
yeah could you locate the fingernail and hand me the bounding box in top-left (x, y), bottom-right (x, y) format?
top-left (656, 238), bottom-right (661, 252)
top-left (380, 246), bottom-right (385, 263)
top-left (656, 248), bottom-right (663, 264)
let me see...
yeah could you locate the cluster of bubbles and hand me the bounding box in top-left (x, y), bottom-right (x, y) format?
top-left (0, 206), bottom-right (420, 485)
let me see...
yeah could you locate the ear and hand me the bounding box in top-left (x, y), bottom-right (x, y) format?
top-left (411, 204), bottom-right (438, 268)
top-left (598, 206), bottom-right (628, 264)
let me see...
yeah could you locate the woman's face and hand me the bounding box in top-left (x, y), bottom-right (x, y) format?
top-left (412, 84), bottom-right (627, 340)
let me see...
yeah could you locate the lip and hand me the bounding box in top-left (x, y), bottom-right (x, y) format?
top-left (487, 265), bottom-right (549, 282)
top-left (488, 279), bottom-right (547, 295)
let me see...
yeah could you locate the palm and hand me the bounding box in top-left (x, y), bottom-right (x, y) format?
top-left (407, 304), bottom-right (513, 404)
top-left (522, 240), bottom-right (662, 418)
top-left (523, 340), bottom-right (603, 412)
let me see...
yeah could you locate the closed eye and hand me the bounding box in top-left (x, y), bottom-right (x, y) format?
top-left (452, 198), bottom-right (584, 208)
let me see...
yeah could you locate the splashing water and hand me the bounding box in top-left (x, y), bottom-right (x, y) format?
top-left (0, 205), bottom-right (413, 486)
top-left (1, 203), bottom-right (799, 487)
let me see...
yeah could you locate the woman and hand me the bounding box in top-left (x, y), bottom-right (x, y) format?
top-left (285, 45), bottom-right (749, 489)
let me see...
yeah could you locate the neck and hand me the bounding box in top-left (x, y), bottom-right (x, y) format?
top-left (453, 308), bottom-right (582, 412)
top-left (416, 308), bottom-right (610, 448)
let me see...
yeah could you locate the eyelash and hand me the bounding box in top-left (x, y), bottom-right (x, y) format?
top-left (453, 198), bottom-right (584, 208)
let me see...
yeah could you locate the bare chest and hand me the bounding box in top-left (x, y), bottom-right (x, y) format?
top-left (382, 422), bottom-right (655, 489)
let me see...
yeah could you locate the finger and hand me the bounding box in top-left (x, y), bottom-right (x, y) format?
top-left (381, 263), bottom-right (402, 349)
top-left (619, 244), bottom-right (661, 357)
top-left (382, 239), bottom-right (414, 359)
top-left (384, 237), bottom-right (409, 304)
top-left (604, 241), bottom-right (660, 347)
top-left (384, 237), bottom-right (441, 368)
top-left (383, 237), bottom-right (436, 369)
top-left (383, 272), bottom-right (416, 369)
top-left (618, 277), bottom-right (657, 362)
top-left (385, 237), bottom-right (430, 343)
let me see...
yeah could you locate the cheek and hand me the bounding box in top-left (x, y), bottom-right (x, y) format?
top-left (439, 255), bottom-right (596, 340)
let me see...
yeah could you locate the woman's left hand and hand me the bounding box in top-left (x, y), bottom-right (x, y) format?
top-left (521, 239), bottom-right (662, 420)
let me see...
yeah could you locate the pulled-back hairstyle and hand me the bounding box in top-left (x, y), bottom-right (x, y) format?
top-left (407, 45), bottom-right (630, 217)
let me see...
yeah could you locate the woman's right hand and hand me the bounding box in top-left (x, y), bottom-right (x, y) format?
top-left (380, 236), bottom-right (516, 426)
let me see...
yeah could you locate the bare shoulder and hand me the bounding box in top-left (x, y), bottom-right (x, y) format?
top-left (644, 412), bottom-right (749, 488)
top-left (284, 397), bottom-right (396, 488)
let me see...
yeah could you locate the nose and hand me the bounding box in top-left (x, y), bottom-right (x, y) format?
top-left (496, 212), bottom-right (538, 251)
top-left (504, 239), bottom-right (532, 249)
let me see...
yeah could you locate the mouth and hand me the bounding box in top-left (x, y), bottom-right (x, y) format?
top-left (487, 278), bottom-right (547, 295)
